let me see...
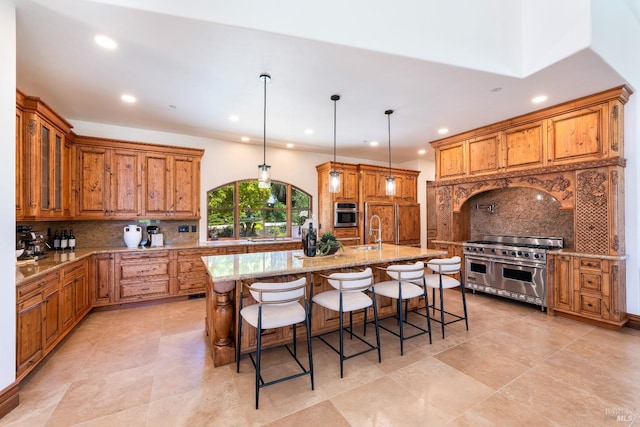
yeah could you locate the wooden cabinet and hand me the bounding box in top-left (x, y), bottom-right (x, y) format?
top-left (114, 251), bottom-right (174, 301)
top-left (75, 144), bottom-right (142, 218)
top-left (74, 136), bottom-right (202, 220)
top-left (547, 105), bottom-right (607, 165)
top-left (504, 121), bottom-right (546, 171)
top-left (18, 92), bottom-right (73, 220)
top-left (359, 165), bottom-right (419, 203)
top-left (91, 253), bottom-right (115, 306)
top-left (16, 101), bottom-right (24, 220)
top-left (16, 270), bottom-right (60, 379)
top-left (437, 142), bottom-right (465, 180)
top-left (551, 254), bottom-right (572, 311)
top-left (468, 132), bottom-right (501, 176)
top-left (549, 254), bottom-right (625, 329)
top-left (175, 247), bottom-right (237, 295)
top-left (61, 259), bottom-right (90, 332)
top-left (396, 173), bottom-right (418, 202)
top-left (143, 153), bottom-right (200, 218)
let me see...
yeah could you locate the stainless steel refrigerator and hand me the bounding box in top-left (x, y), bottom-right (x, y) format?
top-left (364, 202), bottom-right (421, 246)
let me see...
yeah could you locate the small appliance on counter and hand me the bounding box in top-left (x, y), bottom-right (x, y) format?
top-left (16, 225), bottom-right (49, 261)
top-left (145, 225), bottom-right (164, 247)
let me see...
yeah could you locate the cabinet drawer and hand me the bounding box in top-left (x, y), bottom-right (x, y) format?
top-left (117, 251), bottom-right (169, 262)
top-left (18, 292), bottom-right (43, 312)
top-left (579, 258), bottom-right (602, 270)
top-left (119, 280), bottom-right (170, 299)
top-left (177, 258), bottom-right (207, 275)
top-left (63, 260), bottom-right (86, 277)
top-left (177, 275), bottom-right (207, 294)
top-left (17, 271), bottom-right (60, 301)
top-left (579, 294), bottom-right (603, 317)
top-left (579, 272), bottom-right (602, 292)
top-left (118, 262), bottom-right (169, 280)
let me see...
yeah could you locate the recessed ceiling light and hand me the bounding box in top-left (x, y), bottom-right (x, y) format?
top-left (369, 141), bottom-right (379, 147)
top-left (531, 95), bottom-right (548, 104)
top-left (121, 94), bottom-right (136, 103)
top-left (241, 136), bottom-right (250, 142)
top-left (490, 87), bottom-right (502, 93)
top-left (94, 34), bottom-right (117, 50)
top-left (286, 143), bottom-right (294, 148)
top-left (418, 149), bottom-right (426, 155)
top-left (229, 115), bottom-right (239, 122)
top-left (169, 105), bottom-right (176, 109)
top-left (438, 128), bottom-right (449, 134)
top-left (304, 129), bottom-right (313, 135)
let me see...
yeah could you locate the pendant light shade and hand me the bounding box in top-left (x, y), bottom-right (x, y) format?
top-left (385, 109), bottom-right (396, 196)
top-left (329, 94), bottom-right (341, 193)
top-left (258, 73), bottom-right (271, 189)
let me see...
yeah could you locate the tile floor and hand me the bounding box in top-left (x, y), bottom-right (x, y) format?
top-left (2, 290), bottom-right (639, 427)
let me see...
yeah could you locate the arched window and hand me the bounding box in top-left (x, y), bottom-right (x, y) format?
top-left (207, 180), bottom-right (311, 240)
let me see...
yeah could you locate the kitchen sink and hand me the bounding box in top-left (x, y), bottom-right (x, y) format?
top-left (352, 245), bottom-right (379, 250)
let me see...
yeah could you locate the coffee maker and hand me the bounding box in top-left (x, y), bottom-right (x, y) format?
top-left (143, 225), bottom-right (163, 247)
top-left (16, 225), bottom-right (48, 260)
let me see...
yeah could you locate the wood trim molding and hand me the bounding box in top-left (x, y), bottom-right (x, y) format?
top-left (627, 313), bottom-right (640, 330)
top-left (0, 382), bottom-right (19, 420)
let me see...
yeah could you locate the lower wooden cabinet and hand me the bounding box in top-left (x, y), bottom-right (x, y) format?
top-left (16, 270), bottom-right (60, 379)
top-left (91, 253), bottom-right (114, 306)
top-left (550, 254), bottom-right (626, 329)
top-left (114, 250), bottom-right (173, 301)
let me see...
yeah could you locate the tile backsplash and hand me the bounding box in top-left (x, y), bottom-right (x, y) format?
top-left (17, 220), bottom-right (200, 249)
top-left (468, 187), bottom-right (574, 248)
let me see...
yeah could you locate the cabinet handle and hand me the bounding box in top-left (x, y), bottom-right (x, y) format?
top-left (587, 302), bottom-right (593, 307)
top-left (141, 287), bottom-right (150, 291)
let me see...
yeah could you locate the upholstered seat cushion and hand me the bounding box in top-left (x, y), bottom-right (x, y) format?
top-left (373, 280), bottom-right (425, 300)
top-left (424, 274), bottom-right (461, 289)
top-left (312, 289), bottom-right (373, 312)
top-left (240, 302), bottom-right (306, 329)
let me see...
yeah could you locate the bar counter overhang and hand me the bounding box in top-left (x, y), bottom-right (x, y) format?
top-left (202, 244), bottom-right (447, 366)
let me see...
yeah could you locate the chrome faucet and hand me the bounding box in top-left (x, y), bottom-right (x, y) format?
top-left (369, 214), bottom-right (383, 250)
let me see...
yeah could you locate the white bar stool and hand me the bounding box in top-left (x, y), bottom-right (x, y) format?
top-left (372, 261), bottom-right (432, 355)
top-left (311, 268), bottom-right (381, 378)
top-left (423, 256), bottom-right (468, 339)
top-left (236, 277), bottom-right (314, 409)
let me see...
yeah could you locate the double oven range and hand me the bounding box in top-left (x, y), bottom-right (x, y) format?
top-left (463, 235), bottom-right (563, 309)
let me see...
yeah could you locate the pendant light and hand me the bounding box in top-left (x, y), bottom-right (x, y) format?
top-left (385, 109), bottom-right (396, 196)
top-left (329, 94), bottom-right (341, 193)
top-left (257, 73), bottom-right (271, 188)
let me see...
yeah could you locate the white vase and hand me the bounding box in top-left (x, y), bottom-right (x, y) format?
top-left (123, 225), bottom-right (142, 248)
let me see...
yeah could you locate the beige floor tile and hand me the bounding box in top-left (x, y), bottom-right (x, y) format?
top-left (331, 376), bottom-right (451, 427)
top-left (263, 399), bottom-right (351, 427)
top-left (72, 404), bottom-right (149, 427)
top-left (45, 365), bottom-right (154, 426)
top-left (500, 368), bottom-right (630, 426)
top-left (390, 356), bottom-right (494, 422)
top-left (448, 393), bottom-right (558, 427)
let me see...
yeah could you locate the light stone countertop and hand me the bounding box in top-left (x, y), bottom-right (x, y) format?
top-left (203, 244), bottom-right (448, 282)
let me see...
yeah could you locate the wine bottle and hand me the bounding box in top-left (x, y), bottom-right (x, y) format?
top-left (68, 229), bottom-right (76, 251)
top-left (307, 222), bottom-right (317, 257)
top-left (60, 230), bottom-right (68, 251)
top-left (53, 230), bottom-right (61, 251)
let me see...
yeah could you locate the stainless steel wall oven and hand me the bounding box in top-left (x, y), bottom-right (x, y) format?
top-left (334, 202), bottom-right (358, 228)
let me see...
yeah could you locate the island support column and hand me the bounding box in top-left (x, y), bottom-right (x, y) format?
top-left (205, 277), bottom-right (236, 366)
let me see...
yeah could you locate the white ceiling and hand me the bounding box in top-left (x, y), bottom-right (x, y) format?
top-left (15, 0), bottom-right (633, 163)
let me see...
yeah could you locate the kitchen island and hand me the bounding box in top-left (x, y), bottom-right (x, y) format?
top-left (202, 244), bottom-right (447, 366)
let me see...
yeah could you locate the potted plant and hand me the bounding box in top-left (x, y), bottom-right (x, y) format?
top-left (317, 232), bottom-right (344, 256)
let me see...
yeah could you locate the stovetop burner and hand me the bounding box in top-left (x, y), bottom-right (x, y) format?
top-left (463, 235), bottom-right (563, 262)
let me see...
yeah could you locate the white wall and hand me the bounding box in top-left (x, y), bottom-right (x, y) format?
top-left (0, 0), bottom-right (16, 390)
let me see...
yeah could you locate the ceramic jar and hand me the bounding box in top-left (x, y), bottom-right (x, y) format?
top-left (123, 225), bottom-right (142, 248)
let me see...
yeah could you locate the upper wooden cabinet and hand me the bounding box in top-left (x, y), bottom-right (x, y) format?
top-left (75, 144), bottom-right (142, 218)
top-left (547, 105), bottom-right (607, 165)
top-left (143, 153), bottom-right (200, 218)
top-left (16, 101), bottom-right (24, 220)
top-left (316, 162), bottom-right (358, 203)
top-left (358, 164), bottom-right (419, 203)
top-left (17, 91), bottom-right (73, 220)
top-left (431, 86), bottom-right (629, 182)
top-left (73, 136), bottom-right (203, 220)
